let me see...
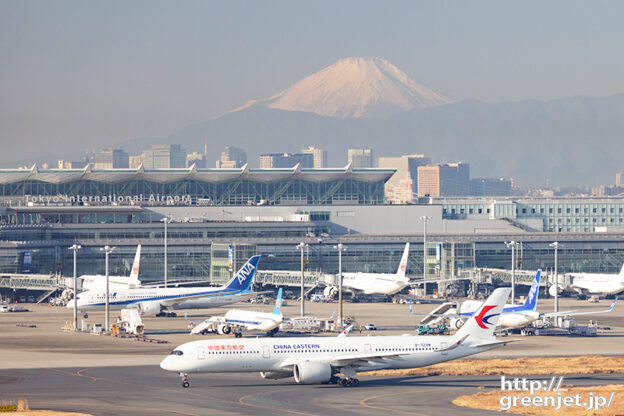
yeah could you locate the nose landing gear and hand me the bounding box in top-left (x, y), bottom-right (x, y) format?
top-left (180, 373), bottom-right (190, 388)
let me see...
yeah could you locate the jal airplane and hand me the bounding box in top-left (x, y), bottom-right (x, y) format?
top-left (552, 264), bottom-right (624, 297)
top-left (160, 287), bottom-right (514, 388)
top-left (190, 288), bottom-right (284, 337)
top-left (324, 243), bottom-right (411, 297)
top-left (71, 255), bottom-right (262, 316)
top-left (77, 245), bottom-right (142, 291)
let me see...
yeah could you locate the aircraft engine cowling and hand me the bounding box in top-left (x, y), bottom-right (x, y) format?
top-left (260, 371), bottom-right (292, 380)
top-left (448, 317), bottom-right (464, 330)
top-left (293, 361), bottom-right (332, 384)
top-left (137, 301), bottom-right (162, 316)
top-left (323, 286), bottom-right (337, 298)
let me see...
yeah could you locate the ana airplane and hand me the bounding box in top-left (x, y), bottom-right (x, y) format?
top-left (78, 245), bottom-right (142, 291)
top-left (324, 243), bottom-right (411, 297)
top-left (551, 263), bottom-right (624, 297)
top-left (160, 287), bottom-right (514, 388)
top-left (71, 255), bottom-right (262, 316)
top-left (421, 270), bottom-right (617, 330)
top-left (190, 288), bottom-right (284, 337)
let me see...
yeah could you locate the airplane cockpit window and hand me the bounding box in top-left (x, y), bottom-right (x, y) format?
top-left (170, 350), bottom-right (184, 356)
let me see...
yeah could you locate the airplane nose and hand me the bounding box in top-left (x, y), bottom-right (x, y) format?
top-left (160, 356), bottom-right (174, 371)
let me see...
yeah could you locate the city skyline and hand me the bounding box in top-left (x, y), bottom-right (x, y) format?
top-left (2, 2), bottom-right (624, 186)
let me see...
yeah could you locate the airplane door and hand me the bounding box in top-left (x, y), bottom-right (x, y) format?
top-left (364, 344), bottom-right (372, 354)
top-left (197, 346), bottom-right (205, 360)
top-left (263, 345), bottom-right (270, 359)
top-left (441, 342), bottom-right (448, 355)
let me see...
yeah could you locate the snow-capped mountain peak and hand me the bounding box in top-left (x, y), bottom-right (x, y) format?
top-left (231, 57), bottom-right (452, 118)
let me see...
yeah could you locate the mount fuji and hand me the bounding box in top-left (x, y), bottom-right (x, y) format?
top-left (111, 57), bottom-right (624, 187)
top-left (230, 57), bottom-right (451, 118)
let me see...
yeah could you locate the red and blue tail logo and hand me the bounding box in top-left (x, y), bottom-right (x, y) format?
top-left (474, 305), bottom-right (499, 329)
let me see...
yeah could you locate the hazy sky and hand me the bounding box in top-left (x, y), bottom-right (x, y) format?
top-left (1, 1), bottom-right (624, 165)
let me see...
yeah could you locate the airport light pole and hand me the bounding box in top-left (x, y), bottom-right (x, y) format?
top-left (101, 245), bottom-right (115, 333)
top-left (505, 241), bottom-right (519, 303)
top-left (68, 244), bottom-right (81, 331)
top-left (161, 217), bottom-right (170, 288)
top-left (550, 242), bottom-right (560, 319)
top-left (296, 242), bottom-right (308, 317)
top-left (333, 243), bottom-right (346, 327)
top-left (420, 216), bottom-right (431, 296)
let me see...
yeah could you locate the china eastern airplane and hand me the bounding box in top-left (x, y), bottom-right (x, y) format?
top-left (77, 245), bottom-right (142, 291)
top-left (324, 243), bottom-right (411, 298)
top-left (160, 287), bottom-right (514, 388)
top-left (71, 255), bottom-right (262, 316)
top-left (420, 270), bottom-right (617, 330)
top-left (551, 263), bottom-right (624, 297)
top-left (190, 288), bottom-right (284, 337)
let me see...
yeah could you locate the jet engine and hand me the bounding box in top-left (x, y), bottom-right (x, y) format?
top-left (260, 371), bottom-right (292, 380)
top-left (293, 361), bottom-right (332, 384)
top-left (137, 301), bottom-right (162, 316)
top-left (323, 286), bottom-right (337, 299)
top-left (448, 317), bottom-right (464, 330)
top-left (217, 324), bottom-right (231, 335)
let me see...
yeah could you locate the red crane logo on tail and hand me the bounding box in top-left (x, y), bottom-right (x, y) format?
top-left (474, 305), bottom-right (498, 329)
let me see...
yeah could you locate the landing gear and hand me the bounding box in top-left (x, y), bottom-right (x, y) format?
top-left (329, 375), bottom-right (340, 384)
top-left (234, 331), bottom-right (243, 338)
top-left (338, 377), bottom-right (359, 387)
top-left (180, 373), bottom-right (190, 388)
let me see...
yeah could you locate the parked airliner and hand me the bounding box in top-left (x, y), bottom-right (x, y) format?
top-left (160, 287), bottom-right (514, 388)
top-left (324, 243), bottom-right (411, 297)
top-left (191, 288), bottom-right (284, 337)
top-left (71, 256), bottom-right (262, 316)
top-left (421, 270), bottom-right (617, 330)
top-left (78, 245), bottom-right (142, 291)
top-left (551, 263), bottom-right (624, 297)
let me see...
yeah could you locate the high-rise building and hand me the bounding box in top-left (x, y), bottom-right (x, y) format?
top-left (617, 172), bottom-right (623, 187)
top-left (142, 145), bottom-right (186, 169)
top-left (301, 146), bottom-right (327, 168)
top-left (216, 146), bottom-right (247, 168)
top-left (417, 162), bottom-right (470, 197)
top-left (259, 153), bottom-right (314, 169)
top-left (94, 148), bottom-right (129, 169)
top-left (378, 154), bottom-right (431, 203)
top-left (129, 155), bottom-right (143, 169)
top-left (470, 178), bottom-right (511, 196)
top-left (186, 152), bottom-right (207, 168)
top-left (347, 148), bottom-right (373, 168)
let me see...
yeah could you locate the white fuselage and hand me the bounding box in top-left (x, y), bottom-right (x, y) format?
top-left (74, 287), bottom-right (251, 312)
top-left (341, 273), bottom-right (409, 295)
top-left (160, 335), bottom-right (497, 375)
top-left (192, 310), bottom-right (283, 334)
top-left (569, 274), bottom-right (624, 295)
top-left (78, 275), bottom-right (140, 292)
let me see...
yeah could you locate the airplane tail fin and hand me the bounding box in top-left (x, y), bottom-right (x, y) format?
top-left (129, 245), bottom-right (141, 284)
top-left (224, 255), bottom-right (261, 292)
top-left (453, 288), bottom-right (511, 341)
top-left (396, 243), bottom-right (410, 279)
top-left (272, 288), bottom-right (283, 315)
top-left (522, 270), bottom-right (541, 311)
top-left (619, 263), bottom-right (624, 277)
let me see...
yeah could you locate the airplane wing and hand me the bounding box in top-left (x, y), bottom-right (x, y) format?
top-left (541, 297), bottom-right (617, 318)
top-left (160, 291), bottom-right (270, 308)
